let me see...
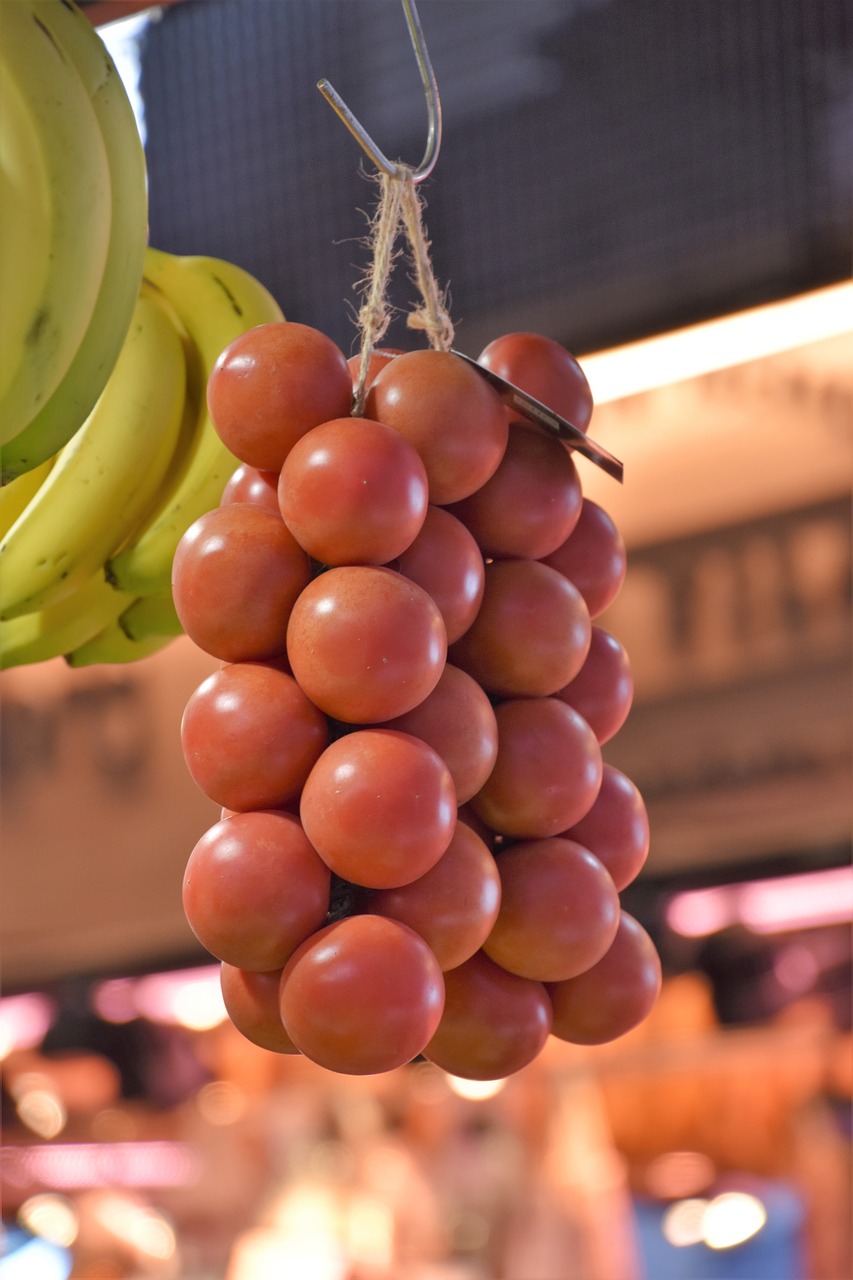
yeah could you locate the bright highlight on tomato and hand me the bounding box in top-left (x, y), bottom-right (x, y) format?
top-left (175, 320), bottom-right (658, 1079)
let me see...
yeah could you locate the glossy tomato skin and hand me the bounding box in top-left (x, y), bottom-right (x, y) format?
top-left (448, 558), bottom-right (591, 698)
top-left (547, 911), bottom-right (662, 1044)
top-left (478, 332), bottom-right (593, 434)
top-left (424, 950), bottom-right (553, 1080)
top-left (483, 838), bottom-right (620, 982)
top-left (563, 765), bottom-right (650, 891)
top-left (279, 914), bottom-right (445, 1075)
top-left (181, 662), bottom-right (329, 811)
top-left (220, 964), bottom-right (302, 1053)
top-left (172, 505), bottom-right (311, 663)
top-left (300, 729), bottom-right (457, 889)
top-left (393, 505), bottom-right (485, 644)
top-left (278, 416), bottom-right (428, 566)
top-left (183, 810), bottom-right (331, 970)
top-left (365, 820), bottom-right (502, 971)
top-left (543, 498), bottom-right (627, 618)
top-left (556, 626), bottom-right (634, 745)
top-left (378, 664), bottom-right (498, 805)
top-left (447, 421), bottom-right (583, 560)
top-left (208, 321), bottom-right (353, 471)
top-left (470, 697), bottom-right (602, 838)
top-left (220, 463), bottom-right (282, 514)
top-left (286, 565), bottom-right (447, 724)
top-left (365, 349), bottom-right (508, 504)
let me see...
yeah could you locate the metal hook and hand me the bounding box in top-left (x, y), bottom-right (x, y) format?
top-left (317, 0), bottom-right (442, 183)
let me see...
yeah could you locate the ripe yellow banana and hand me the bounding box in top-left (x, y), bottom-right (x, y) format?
top-left (106, 247), bottom-right (285, 596)
top-left (119, 592), bottom-right (183, 643)
top-left (0, 453), bottom-right (55, 538)
top-left (0, 0), bottom-right (112, 448)
top-left (0, 571), bottom-right (134, 670)
top-left (66, 619), bottom-right (175, 668)
top-left (1, 0), bottom-right (148, 485)
top-left (0, 289), bottom-right (187, 620)
top-left (0, 36), bottom-right (51, 415)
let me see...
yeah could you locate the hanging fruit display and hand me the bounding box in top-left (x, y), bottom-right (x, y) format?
top-left (0, 0), bottom-right (662, 1078)
top-left (175, 0), bottom-right (661, 1078)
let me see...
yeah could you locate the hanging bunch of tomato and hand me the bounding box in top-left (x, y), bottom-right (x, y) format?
top-left (172, 317), bottom-right (661, 1080)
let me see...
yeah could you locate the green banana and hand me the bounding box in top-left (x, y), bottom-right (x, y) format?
top-left (0, 570), bottom-right (134, 670)
top-left (0, 288), bottom-right (187, 619)
top-left (0, 0), bottom-right (112, 449)
top-left (1, 0), bottom-right (148, 484)
top-left (0, 453), bottom-right (55, 538)
top-left (119, 592), bottom-right (183, 642)
top-left (105, 247), bottom-right (285, 596)
top-left (66, 619), bottom-right (175, 668)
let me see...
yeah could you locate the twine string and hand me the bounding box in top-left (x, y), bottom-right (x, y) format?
top-left (352, 166), bottom-right (454, 415)
top-left (352, 171), bottom-right (405, 415)
top-left (399, 167), bottom-right (455, 352)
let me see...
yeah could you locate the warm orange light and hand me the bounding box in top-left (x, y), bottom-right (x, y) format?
top-left (582, 282), bottom-right (853, 404)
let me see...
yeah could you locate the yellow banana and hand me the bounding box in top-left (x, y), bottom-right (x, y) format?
top-left (0, 453), bottom-right (55, 538)
top-left (0, 289), bottom-right (187, 619)
top-left (119, 592), bottom-right (183, 642)
top-left (0, 571), bottom-right (134, 670)
top-left (66, 620), bottom-right (175, 668)
top-left (0, 38), bottom-right (51, 413)
top-left (1, 0), bottom-right (148, 484)
top-left (0, 0), bottom-right (112, 448)
top-left (106, 247), bottom-right (284, 596)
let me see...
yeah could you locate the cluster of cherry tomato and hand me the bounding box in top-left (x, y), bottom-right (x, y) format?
top-left (173, 321), bottom-right (661, 1079)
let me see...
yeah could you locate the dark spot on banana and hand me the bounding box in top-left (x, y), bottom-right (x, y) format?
top-left (211, 275), bottom-right (244, 317)
top-left (27, 308), bottom-right (50, 346)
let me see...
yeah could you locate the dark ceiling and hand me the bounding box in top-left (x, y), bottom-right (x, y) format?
top-left (137, 0), bottom-right (851, 361)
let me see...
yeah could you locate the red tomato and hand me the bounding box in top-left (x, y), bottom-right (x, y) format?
top-left (300, 729), bottom-right (456, 889)
top-left (365, 349), bottom-right (508, 504)
top-left (447, 421), bottom-right (583, 559)
top-left (448, 558), bottom-right (591, 697)
top-left (364, 820), bottom-right (502, 971)
top-left (347, 347), bottom-right (405, 394)
top-left (207, 321), bottom-right (353, 470)
top-left (393, 505), bottom-right (485, 644)
top-left (172, 504), bottom-right (311, 663)
top-left (220, 964), bottom-right (302, 1054)
top-left (470, 697), bottom-right (602, 838)
top-left (378, 663), bottom-right (498, 805)
top-left (286, 565), bottom-right (447, 723)
top-left (183, 811), bottom-right (330, 970)
top-left (547, 912), bottom-right (662, 1044)
top-left (483, 838), bottom-right (620, 982)
top-left (478, 332), bottom-right (593, 433)
top-left (424, 950), bottom-right (552, 1080)
top-left (543, 498), bottom-right (627, 618)
top-left (278, 416), bottom-right (428, 565)
top-left (219, 463), bottom-right (282, 515)
top-left (181, 662), bottom-right (329, 811)
top-left (563, 765), bottom-right (650, 891)
top-left (556, 625), bottom-right (633, 744)
top-left (279, 914), bottom-right (445, 1074)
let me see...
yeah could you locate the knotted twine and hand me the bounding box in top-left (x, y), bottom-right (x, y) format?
top-left (351, 166), bottom-right (454, 416)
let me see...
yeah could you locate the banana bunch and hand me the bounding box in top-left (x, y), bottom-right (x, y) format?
top-left (0, 247), bottom-right (285, 670)
top-left (0, 0), bottom-right (148, 483)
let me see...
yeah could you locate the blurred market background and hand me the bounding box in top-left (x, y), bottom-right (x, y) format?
top-left (1, 0), bottom-right (850, 1277)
